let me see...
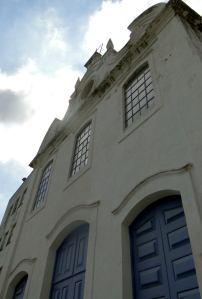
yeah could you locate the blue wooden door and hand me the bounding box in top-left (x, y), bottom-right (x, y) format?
top-left (50, 224), bottom-right (89, 299)
top-left (12, 275), bottom-right (28, 299)
top-left (130, 196), bottom-right (201, 299)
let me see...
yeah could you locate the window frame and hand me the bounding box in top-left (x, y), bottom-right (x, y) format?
top-left (33, 160), bottom-right (54, 210)
top-left (70, 122), bottom-right (92, 178)
top-left (0, 231), bottom-right (8, 251)
top-left (11, 198), bottom-right (20, 215)
top-left (65, 113), bottom-right (96, 189)
top-left (119, 59), bottom-right (163, 143)
top-left (6, 224), bottom-right (16, 246)
top-left (124, 65), bottom-right (154, 128)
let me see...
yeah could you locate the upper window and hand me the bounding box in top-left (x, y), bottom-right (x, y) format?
top-left (125, 65), bottom-right (154, 128)
top-left (33, 161), bottom-right (53, 209)
top-left (70, 123), bottom-right (91, 177)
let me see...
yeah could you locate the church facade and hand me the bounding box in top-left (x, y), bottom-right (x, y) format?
top-left (1, 0), bottom-right (202, 298)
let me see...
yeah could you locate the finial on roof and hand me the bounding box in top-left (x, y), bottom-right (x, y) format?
top-left (106, 38), bottom-right (114, 51)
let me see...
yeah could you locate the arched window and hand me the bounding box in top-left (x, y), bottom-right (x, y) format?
top-left (50, 224), bottom-right (89, 299)
top-left (130, 196), bottom-right (201, 299)
top-left (12, 275), bottom-right (28, 299)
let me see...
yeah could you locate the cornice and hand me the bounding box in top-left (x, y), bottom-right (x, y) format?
top-left (168, 0), bottom-right (202, 29)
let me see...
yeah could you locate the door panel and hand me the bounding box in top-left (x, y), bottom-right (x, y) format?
top-left (72, 272), bottom-right (85, 299)
top-left (130, 196), bottom-right (201, 299)
top-left (74, 225), bottom-right (89, 275)
top-left (158, 198), bottom-right (200, 299)
top-left (50, 224), bottom-right (89, 299)
top-left (130, 206), bottom-right (170, 298)
top-left (51, 278), bottom-right (73, 299)
top-left (53, 232), bottom-right (77, 284)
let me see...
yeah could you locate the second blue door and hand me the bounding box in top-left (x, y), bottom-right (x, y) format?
top-left (50, 224), bottom-right (89, 299)
top-left (130, 196), bottom-right (201, 299)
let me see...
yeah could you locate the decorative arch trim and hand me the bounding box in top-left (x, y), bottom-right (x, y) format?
top-left (40, 205), bottom-right (98, 299)
top-left (112, 163), bottom-right (192, 214)
top-left (8, 258), bottom-right (36, 278)
top-left (46, 201), bottom-right (100, 240)
top-left (2, 258), bottom-right (36, 299)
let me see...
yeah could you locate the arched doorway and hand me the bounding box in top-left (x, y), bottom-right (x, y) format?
top-left (130, 196), bottom-right (201, 298)
top-left (12, 275), bottom-right (28, 299)
top-left (50, 223), bottom-right (89, 299)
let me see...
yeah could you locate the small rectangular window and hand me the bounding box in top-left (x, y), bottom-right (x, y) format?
top-left (125, 65), bottom-right (154, 128)
top-left (70, 123), bottom-right (91, 177)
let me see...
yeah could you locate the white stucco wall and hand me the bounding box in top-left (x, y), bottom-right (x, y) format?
top-left (1, 2), bottom-right (202, 298)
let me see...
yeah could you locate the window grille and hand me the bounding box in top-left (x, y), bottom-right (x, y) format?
top-left (34, 162), bottom-right (53, 209)
top-left (125, 65), bottom-right (154, 128)
top-left (6, 224), bottom-right (16, 245)
top-left (70, 123), bottom-right (91, 177)
top-left (0, 232), bottom-right (8, 251)
top-left (12, 198), bottom-right (19, 215)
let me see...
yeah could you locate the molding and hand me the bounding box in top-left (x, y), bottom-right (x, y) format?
top-left (112, 163), bottom-right (193, 214)
top-left (46, 201), bottom-right (101, 240)
top-left (9, 258), bottom-right (37, 277)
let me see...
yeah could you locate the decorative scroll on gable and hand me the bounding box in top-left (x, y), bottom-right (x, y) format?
top-left (128, 3), bottom-right (166, 43)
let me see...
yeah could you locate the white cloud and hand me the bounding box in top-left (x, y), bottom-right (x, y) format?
top-left (38, 8), bottom-right (69, 54)
top-left (82, 0), bottom-right (167, 54)
top-left (184, 0), bottom-right (202, 14)
top-left (0, 60), bottom-right (83, 166)
top-left (1, 6), bottom-right (71, 75)
top-left (0, 89), bottom-right (34, 124)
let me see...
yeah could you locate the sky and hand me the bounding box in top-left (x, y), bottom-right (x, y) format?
top-left (0, 0), bottom-right (202, 224)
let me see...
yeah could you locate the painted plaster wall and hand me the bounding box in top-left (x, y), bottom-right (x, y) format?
top-left (1, 4), bottom-right (202, 299)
